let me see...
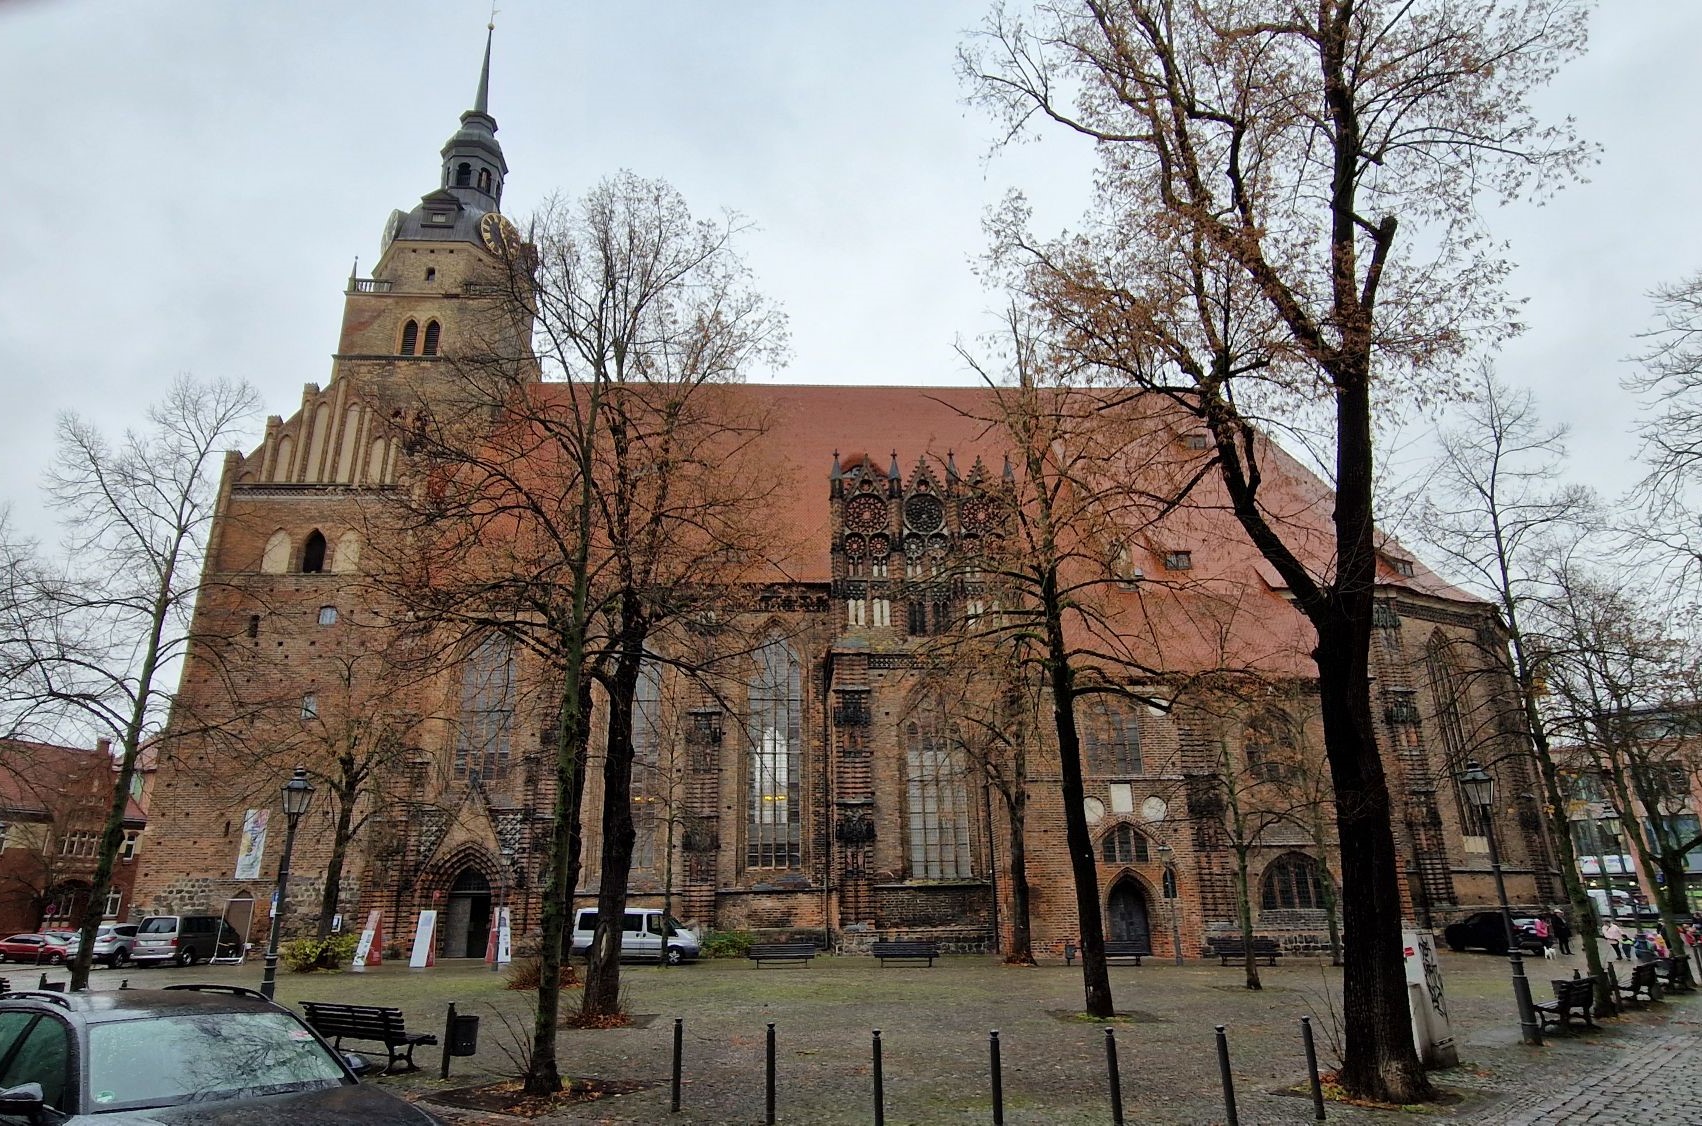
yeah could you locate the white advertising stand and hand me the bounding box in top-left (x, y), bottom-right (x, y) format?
top-left (350, 909), bottom-right (384, 973)
top-left (408, 909), bottom-right (438, 969)
top-left (1402, 928), bottom-right (1459, 1068)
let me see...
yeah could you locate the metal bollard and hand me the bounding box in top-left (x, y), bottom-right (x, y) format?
top-left (1104, 1027), bottom-right (1125, 1126)
top-left (1215, 1025), bottom-right (1239, 1126)
top-left (1301, 1016), bottom-right (1325, 1121)
top-left (671, 1017), bottom-right (683, 1113)
top-left (765, 1022), bottom-right (776, 1126)
top-left (440, 1002), bottom-right (456, 1080)
top-left (872, 1029), bottom-right (885, 1126)
top-left (989, 1030), bottom-right (1004, 1126)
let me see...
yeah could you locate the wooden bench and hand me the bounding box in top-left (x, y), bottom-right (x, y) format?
top-left (1104, 940), bottom-right (1150, 966)
top-left (300, 1001), bottom-right (439, 1072)
top-left (747, 943), bottom-right (817, 965)
top-left (871, 940), bottom-right (939, 966)
top-left (1213, 936), bottom-right (1282, 966)
top-left (1655, 957), bottom-right (1694, 993)
top-left (1535, 977), bottom-right (1598, 1032)
top-left (1612, 961), bottom-right (1663, 1006)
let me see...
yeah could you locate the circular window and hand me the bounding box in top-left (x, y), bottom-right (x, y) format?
top-left (845, 493), bottom-right (888, 533)
top-left (960, 496), bottom-right (996, 534)
top-left (843, 534), bottom-right (867, 561)
top-left (1141, 796), bottom-right (1168, 823)
top-left (1084, 797), bottom-right (1105, 824)
top-left (904, 493), bottom-right (945, 533)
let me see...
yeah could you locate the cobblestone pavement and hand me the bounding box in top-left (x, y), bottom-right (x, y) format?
top-left (45, 951), bottom-right (1702, 1123)
top-left (1471, 1024), bottom-right (1702, 1125)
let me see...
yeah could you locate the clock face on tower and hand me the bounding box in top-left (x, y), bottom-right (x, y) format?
top-left (479, 211), bottom-right (519, 255)
top-left (380, 209), bottom-right (406, 254)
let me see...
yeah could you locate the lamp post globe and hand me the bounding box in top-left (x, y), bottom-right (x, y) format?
top-left (1458, 759), bottom-right (1542, 1046)
top-left (1156, 841), bottom-right (1183, 965)
top-left (259, 767), bottom-right (315, 1000)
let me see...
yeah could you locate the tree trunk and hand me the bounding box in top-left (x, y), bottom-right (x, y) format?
top-left (1043, 569), bottom-right (1113, 1016)
top-left (1004, 781), bottom-right (1035, 966)
top-left (317, 784), bottom-right (357, 940)
top-left (1316, 617), bottom-right (1431, 1102)
top-left (1658, 857), bottom-right (1694, 988)
top-left (1528, 724), bottom-right (1611, 1010)
top-left (584, 634), bottom-right (644, 1017)
top-left (1320, 865), bottom-right (1343, 967)
top-left (525, 673), bottom-right (593, 1094)
top-left (1234, 846), bottom-right (1261, 990)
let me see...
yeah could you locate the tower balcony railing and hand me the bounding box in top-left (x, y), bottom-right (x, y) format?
top-left (347, 277), bottom-right (393, 294)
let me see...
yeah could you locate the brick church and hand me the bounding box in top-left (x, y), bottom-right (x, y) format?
top-left (132, 37), bottom-right (1559, 961)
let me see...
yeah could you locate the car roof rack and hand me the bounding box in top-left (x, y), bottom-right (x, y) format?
top-left (0, 991), bottom-right (72, 1009)
top-left (161, 984), bottom-right (277, 1004)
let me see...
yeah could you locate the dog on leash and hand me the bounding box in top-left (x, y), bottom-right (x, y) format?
top-left (1541, 944), bottom-right (1557, 960)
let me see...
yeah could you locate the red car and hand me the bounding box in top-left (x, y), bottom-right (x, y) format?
top-left (0, 931), bottom-right (73, 963)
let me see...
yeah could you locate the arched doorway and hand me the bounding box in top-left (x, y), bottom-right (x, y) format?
top-left (441, 868), bottom-right (492, 959)
top-left (1106, 877), bottom-right (1151, 949)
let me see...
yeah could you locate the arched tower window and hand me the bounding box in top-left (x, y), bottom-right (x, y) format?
top-left (455, 162), bottom-right (472, 187)
top-left (399, 320), bottom-right (419, 356)
top-left (1100, 823), bottom-right (1149, 864)
top-left (1084, 699), bottom-right (1143, 775)
top-left (477, 168), bottom-right (492, 192)
top-left (455, 634), bottom-right (515, 781)
top-left (300, 530), bottom-right (326, 574)
top-left (1261, 853), bottom-right (1325, 910)
top-left (905, 703), bottom-right (973, 879)
top-left (747, 636), bottom-right (801, 869)
top-left (422, 320), bottom-right (441, 356)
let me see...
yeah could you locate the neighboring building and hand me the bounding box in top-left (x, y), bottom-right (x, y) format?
top-left (0, 738), bottom-right (146, 935)
top-left (132, 37), bottom-right (1559, 959)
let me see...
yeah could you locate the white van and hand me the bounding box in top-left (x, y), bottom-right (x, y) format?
top-left (570, 908), bottom-right (699, 965)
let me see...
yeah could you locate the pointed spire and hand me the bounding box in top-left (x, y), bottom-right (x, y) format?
top-left (888, 451), bottom-right (902, 497)
top-left (473, 24), bottom-right (494, 116)
top-left (945, 450), bottom-right (959, 491)
top-left (830, 450), bottom-right (843, 498)
top-left (1002, 454), bottom-right (1015, 485)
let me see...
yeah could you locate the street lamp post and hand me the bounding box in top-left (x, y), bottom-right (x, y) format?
top-left (259, 767), bottom-right (315, 1001)
top-left (1459, 760), bottom-right (1542, 1046)
top-left (1156, 841), bottom-right (1183, 966)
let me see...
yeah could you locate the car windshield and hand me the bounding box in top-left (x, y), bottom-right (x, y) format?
top-left (87, 1011), bottom-right (346, 1110)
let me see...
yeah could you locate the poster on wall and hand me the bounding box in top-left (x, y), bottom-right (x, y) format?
top-left (408, 909), bottom-right (438, 969)
top-left (233, 810), bottom-right (268, 880)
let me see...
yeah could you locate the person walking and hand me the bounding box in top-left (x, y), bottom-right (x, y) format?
top-left (1602, 919), bottom-right (1628, 960)
top-left (1551, 910), bottom-right (1573, 955)
top-left (1532, 913), bottom-right (1551, 953)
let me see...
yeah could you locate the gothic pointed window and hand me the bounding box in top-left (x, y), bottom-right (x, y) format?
top-left (1085, 700), bottom-right (1143, 776)
top-left (631, 657), bottom-right (664, 870)
top-left (399, 319), bottom-right (419, 356)
top-left (747, 637), bottom-right (801, 869)
top-left (1428, 634), bottom-right (1488, 835)
top-left (1100, 822), bottom-right (1149, 864)
top-left (455, 634), bottom-right (515, 781)
top-left (300, 530), bottom-right (326, 573)
top-left (422, 320), bottom-right (441, 356)
top-left (905, 705), bottom-right (973, 879)
top-left (1261, 853), bottom-right (1325, 910)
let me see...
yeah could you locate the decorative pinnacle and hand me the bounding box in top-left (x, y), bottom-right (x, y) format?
top-left (473, 24), bottom-right (494, 115)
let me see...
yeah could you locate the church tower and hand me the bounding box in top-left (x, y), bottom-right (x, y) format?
top-left (331, 26), bottom-right (530, 404)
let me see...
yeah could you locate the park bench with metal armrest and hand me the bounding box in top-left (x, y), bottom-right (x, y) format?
top-left (871, 940), bottom-right (939, 966)
top-left (300, 1000), bottom-right (438, 1073)
top-left (1534, 977), bottom-right (1599, 1032)
top-left (1212, 936), bottom-right (1282, 966)
top-left (747, 942), bottom-right (817, 965)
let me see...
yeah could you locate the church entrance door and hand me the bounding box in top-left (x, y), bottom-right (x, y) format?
top-left (1106, 878), bottom-right (1151, 949)
top-left (442, 868), bottom-right (492, 958)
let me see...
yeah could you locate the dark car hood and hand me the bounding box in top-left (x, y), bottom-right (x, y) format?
top-left (84, 1083), bottom-right (437, 1124)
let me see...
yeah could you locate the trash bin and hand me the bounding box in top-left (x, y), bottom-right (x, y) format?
top-left (449, 1012), bottom-right (479, 1056)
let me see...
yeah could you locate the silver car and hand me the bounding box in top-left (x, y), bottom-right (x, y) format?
top-left (90, 923), bottom-right (139, 968)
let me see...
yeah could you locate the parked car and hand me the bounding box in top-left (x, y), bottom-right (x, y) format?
top-left (0, 983), bottom-right (440, 1122)
top-left (90, 923), bottom-right (139, 968)
top-left (570, 908), bottom-right (699, 964)
top-left (0, 933), bottom-right (73, 964)
top-left (132, 914), bottom-right (232, 966)
top-left (1442, 911), bottom-right (1545, 954)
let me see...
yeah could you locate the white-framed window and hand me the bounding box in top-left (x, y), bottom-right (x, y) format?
top-left (317, 605), bottom-right (338, 626)
top-left (747, 637), bottom-right (801, 869)
top-left (905, 705), bottom-right (973, 879)
top-left (104, 887), bottom-right (123, 918)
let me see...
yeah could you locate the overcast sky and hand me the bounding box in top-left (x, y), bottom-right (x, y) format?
top-left (2, 1), bottom-right (1698, 546)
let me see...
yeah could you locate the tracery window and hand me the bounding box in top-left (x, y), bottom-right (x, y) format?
top-left (1261, 853), bottom-right (1325, 910)
top-left (456, 634), bottom-right (515, 781)
top-left (1428, 634), bottom-right (1488, 834)
top-left (1100, 822), bottom-right (1149, 864)
top-left (747, 637), bottom-right (801, 869)
top-left (905, 706), bottom-right (973, 879)
top-left (1085, 700), bottom-right (1143, 775)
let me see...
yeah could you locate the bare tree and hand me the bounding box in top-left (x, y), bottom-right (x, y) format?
top-left (1539, 568), bottom-right (1702, 987)
top-left (964, 0), bottom-right (1590, 1101)
top-left (1407, 367), bottom-right (1613, 1008)
top-left (380, 173), bottom-right (784, 1089)
top-left (3, 376), bottom-right (258, 990)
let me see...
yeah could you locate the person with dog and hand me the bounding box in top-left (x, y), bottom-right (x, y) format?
top-left (1550, 910), bottom-right (1573, 955)
top-left (1532, 913), bottom-right (1551, 954)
